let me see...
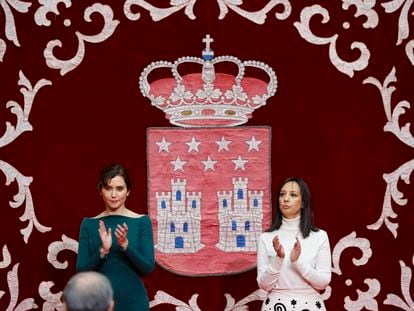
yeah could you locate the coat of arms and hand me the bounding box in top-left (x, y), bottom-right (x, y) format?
top-left (140, 35), bottom-right (277, 276)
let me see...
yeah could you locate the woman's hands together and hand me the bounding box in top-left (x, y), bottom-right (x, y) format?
top-left (99, 221), bottom-right (129, 253)
top-left (272, 236), bottom-right (301, 262)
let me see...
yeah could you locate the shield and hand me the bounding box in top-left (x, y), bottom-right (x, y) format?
top-left (147, 126), bottom-right (272, 276)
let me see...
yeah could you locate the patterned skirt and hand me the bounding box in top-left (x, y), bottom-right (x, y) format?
top-left (260, 289), bottom-right (326, 311)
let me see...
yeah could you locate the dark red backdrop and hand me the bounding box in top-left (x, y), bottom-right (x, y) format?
top-left (1, 1), bottom-right (413, 310)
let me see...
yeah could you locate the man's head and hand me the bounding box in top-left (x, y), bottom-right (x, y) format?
top-left (62, 271), bottom-right (114, 311)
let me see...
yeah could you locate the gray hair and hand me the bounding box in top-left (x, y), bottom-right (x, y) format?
top-left (62, 271), bottom-right (113, 311)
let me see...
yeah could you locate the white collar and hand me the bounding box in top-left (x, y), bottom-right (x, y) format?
top-left (281, 215), bottom-right (300, 230)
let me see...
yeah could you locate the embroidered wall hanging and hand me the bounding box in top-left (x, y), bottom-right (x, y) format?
top-left (141, 35), bottom-right (277, 276)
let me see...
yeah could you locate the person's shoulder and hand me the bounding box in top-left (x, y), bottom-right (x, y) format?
top-left (91, 212), bottom-right (106, 219)
top-left (138, 214), bottom-right (151, 223)
top-left (80, 217), bottom-right (97, 227)
top-left (259, 230), bottom-right (276, 241)
top-left (127, 210), bottom-right (145, 218)
top-left (311, 228), bottom-right (329, 239)
top-left (123, 210), bottom-right (150, 220)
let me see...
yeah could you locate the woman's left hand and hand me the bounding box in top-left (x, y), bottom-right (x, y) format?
top-left (290, 237), bottom-right (301, 262)
top-left (115, 223), bottom-right (129, 250)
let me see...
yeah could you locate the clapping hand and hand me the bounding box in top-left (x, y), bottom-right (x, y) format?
top-left (115, 223), bottom-right (129, 250)
top-left (272, 235), bottom-right (285, 258)
top-left (290, 237), bottom-right (301, 262)
top-left (99, 220), bottom-right (112, 252)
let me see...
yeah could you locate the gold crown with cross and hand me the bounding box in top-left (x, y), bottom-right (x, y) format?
top-left (139, 35), bottom-right (278, 127)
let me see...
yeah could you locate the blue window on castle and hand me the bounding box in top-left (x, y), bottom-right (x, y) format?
top-left (183, 223), bottom-right (188, 232)
top-left (245, 221), bottom-right (250, 231)
top-left (161, 201), bottom-right (166, 209)
top-left (237, 189), bottom-right (243, 199)
top-left (232, 220), bottom-right (237, 231)
top-left (175, 237), bottom-right (184, 248)
top-left (253, 198), bottom-right (258, 207)
top-left (176, 191), bottom-right (182, 201)
top-left (170, 223), bottom-right (175, 232)
top-left (192, 200), bottom-right (197, 208)
top-left (223, 199), bottom-right (227, 208)
top-left (236, 235), bottom-right (246, 247)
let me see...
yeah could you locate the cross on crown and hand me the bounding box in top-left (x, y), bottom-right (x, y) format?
top-left (202, 34), bottom-right (214, 60)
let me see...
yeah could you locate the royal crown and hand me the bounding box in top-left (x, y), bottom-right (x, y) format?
top-left (139, 35), bottom-right (277, 127)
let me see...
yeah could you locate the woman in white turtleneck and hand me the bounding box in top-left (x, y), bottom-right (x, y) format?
top-left (257, 177), bottom-right (331, 311)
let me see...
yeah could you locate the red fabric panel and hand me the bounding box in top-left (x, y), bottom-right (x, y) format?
top-left (0, 1), bottom-right (413, 310)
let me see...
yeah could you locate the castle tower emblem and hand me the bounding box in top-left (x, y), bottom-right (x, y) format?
top-left (155, 179), bottom-right (203, 253)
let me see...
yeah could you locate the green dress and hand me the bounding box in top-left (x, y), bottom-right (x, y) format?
top-left (76, 215), bottom-right (155, 311)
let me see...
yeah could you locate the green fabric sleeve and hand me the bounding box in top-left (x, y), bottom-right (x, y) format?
top-left (76, 218), bottom-right (104, 272)
top-left (122, 215), bottom-right (155, 275)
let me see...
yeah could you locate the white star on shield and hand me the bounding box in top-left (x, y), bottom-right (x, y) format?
top-left (186, 136), bottom-right (202, 152)
top-left (232, 155), bottom-right (248, 171)
top-left (171, 156), bottom-right (187, 171)
top-left (215, 136), bottom-right (232, 152)
top-left (201, 155), bottom-right (217, 171)
top-left (246, 136), bottom-right (262, 152)
top-left (156, 137), bottom-right (171, 153)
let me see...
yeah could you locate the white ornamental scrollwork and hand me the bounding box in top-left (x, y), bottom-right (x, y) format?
top-left (367, 159), bottom-right (414, 238)
top-left (124, 0), bottom-right (196, 21)
top-left (329, 232), bottom-right (380, 309)
top-left (217, 0), bottom-right (291, 24)
top-left (0, 245), bottom-right (12, 300)
top-left (123, 0), bottom-right (291, 23)
top-left (364, 67), bottom-right (414, 237)
top-left (384, 260), bottom-right (414, 310)
top-left (0, 161), bottom-right (52, 243)
top-left (0, 245), bottom-right (12, 270)
top-left (39, 281), bottom-right (64, 311)
top-left (342, 0), bottom-right (379, 29)
top-left (406, 39), bottom-right (414, 65)
top-left (382, 0), bottom-right (413, 46)
top-left (294, 4), bottom-right (370, 77)
top-left (1, 263), bottom-right (38, 310)
top-left (43, 3), bottom-right (120, 76)
top-left (0, 38), bottom-right (6, 61)
top-left (47, 235), bottom-right (78, 269)
top-left (34, 0), bottom-right (72, 27)
top-left (382, 0), bottom-right (414, 64)
top-left (344, 278), bottom-right (381, 311)
top-left (224, 289), bottom-right (267, 310)
top-left (0, 0), bottom-right (32, 52)
top-left (364, 67), bottom-right (414, 148)
top-left (150, 290), bottom-right (201, 310)
top-left (331, 231), bottom-right (372, 275)
top-left (0, 71), bottom-right (51, 148)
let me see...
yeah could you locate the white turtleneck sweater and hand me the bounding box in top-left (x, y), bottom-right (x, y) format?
top-left (256, 216), bottom-right (331, 294)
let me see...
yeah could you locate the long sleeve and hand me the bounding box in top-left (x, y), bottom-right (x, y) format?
top-left (123, 216), bottom-right (155, 275)
top-left (76, 218), bottom-right (103, 272)
top-left (293, 230), bottom-right (332, 290)
top-left (256, 233), bottom-right (283, 291)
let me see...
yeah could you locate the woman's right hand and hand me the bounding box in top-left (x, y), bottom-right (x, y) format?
top-left (99, 220), bottom-right (112, 252)
top-left (272, 235), bottom-right (285, 258)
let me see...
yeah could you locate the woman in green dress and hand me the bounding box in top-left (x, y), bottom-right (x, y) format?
top-left (76, 163), bottom-right (155, 311)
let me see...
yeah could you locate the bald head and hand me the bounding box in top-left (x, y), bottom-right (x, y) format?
top-left (62, 272), bottom-right (114, 311)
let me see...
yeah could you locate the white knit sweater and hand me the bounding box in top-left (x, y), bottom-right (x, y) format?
top-left (257, 216), bottom-right (331, 294)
